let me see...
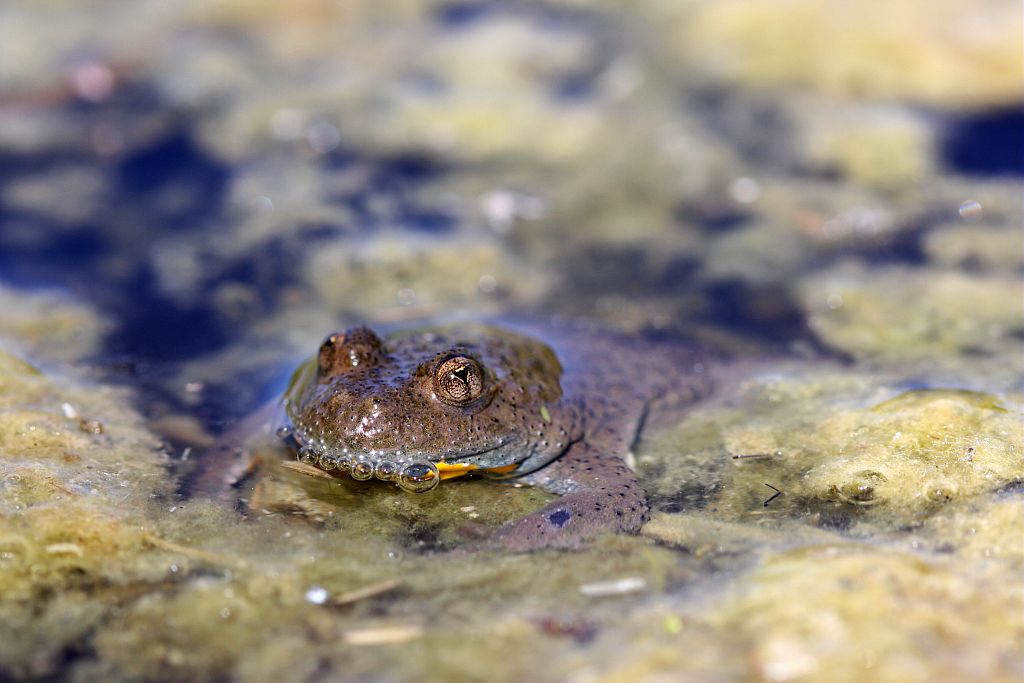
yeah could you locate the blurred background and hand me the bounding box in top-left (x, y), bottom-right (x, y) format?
top-left (0, 1), bottom-right (1020, 681)
top-left (1, 0), bottom-right (1020, 416)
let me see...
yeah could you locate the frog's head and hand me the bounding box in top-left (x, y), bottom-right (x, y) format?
top-left (282, 325), bottom-right (579, 492)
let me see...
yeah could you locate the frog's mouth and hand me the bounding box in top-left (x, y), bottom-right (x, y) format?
top-left (282, 425), bottom-right (519, 493)
top-left (296, 453), bottom-right (519, 493)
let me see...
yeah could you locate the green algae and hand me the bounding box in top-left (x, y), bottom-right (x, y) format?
top-left (0, 0), bottom-right (1022, 681)
top-left (87, 503), bottom-right (685, 683)
top-left (924, 222), bottom-right (1024, 273)
top-left (914, 497), bottom-right (1024, 564)
top-left (708, 546), bottom-right (1024, 683)
top-left (0, 349), bottom-right (172, 677)
top-left (640, 363), bottom-right (1022, 535)
top-left (0, 285), bottom-right (108, 364)
top-left (306, 234), bottom-right (551, 322)
top-left (800, 266), bottom-right (1023, 368)
top-left (665, 0), bottom-right (1023, 108)
top-left (68, 350), bottom-right (1010, 683)
top-left (246, 457), bottom-right (558, 548)
top-left (799, 105), bottom-right (936, 190)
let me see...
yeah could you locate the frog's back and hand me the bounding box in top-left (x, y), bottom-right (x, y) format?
top-left (499, 320), bottom-right (715, 456)
top-left (479, 321), bottom-right (714, 549)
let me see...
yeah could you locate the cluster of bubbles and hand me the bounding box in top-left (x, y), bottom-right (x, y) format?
top-left (278, 424), bottom-right (440, 493)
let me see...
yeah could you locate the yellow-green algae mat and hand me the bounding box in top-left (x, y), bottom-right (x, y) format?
top-left (1, 347), bottom-right (1022, 682)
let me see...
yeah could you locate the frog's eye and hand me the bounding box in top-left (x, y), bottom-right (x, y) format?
top-left (434, 356), bottom-right (485, 406)
top-left (318, 327), bottom-right (385, 376)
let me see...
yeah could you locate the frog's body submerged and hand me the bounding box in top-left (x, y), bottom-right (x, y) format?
top-left (207, 323), bottom-right (714, 550)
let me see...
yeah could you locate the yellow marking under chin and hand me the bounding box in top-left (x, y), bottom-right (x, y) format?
top-left (484, 463), bottom-right (520, 475)
top-left (435, 461), bottom-right (520, 480)
top-left (435, 462), bottom-right (478, 480)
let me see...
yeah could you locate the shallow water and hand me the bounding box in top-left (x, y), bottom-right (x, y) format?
top-left (0, 1), bottom-right (1021, 681)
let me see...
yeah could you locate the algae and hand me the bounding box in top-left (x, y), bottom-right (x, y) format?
top-left (0, 348), bottom-right (171, 677)
top-left (0, 0), bottom-right (1021, 681)
top-left (667, 0), bottom-right (1023, 108)
top-left (800, 265), bottom-right (1023, 369)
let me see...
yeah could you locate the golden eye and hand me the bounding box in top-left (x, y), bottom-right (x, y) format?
top-left (434, 356), bottom-right (485, 406)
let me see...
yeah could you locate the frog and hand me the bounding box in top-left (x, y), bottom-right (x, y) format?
top-left (197, 322), bottom-right (714, 551)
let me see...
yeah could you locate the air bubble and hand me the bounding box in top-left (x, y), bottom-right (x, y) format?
top-left (318, 453), bottom-right (341, 470)
top-left (375, 461), bottom-right (399, 481)
top-left (924, 480), bottom-right (957, 503)
top-left (834, 469), bottom-right (887, 506)
top-left (307, 121), bottom-right (340, 154)
top-left (275, 424), bottom-right (293, 439)
top-left (958, 199), bottom-right (983, 221)
top-left (297, 448), bottom-right (317, 466)
top-left (351, 457), bottom-right (373, 481)
top-left (729, 176), bottom-right (761, 204)
top-left (397, 461), bottom-right (440, 493)
top-left (396, 288), bottom-right (417, 306)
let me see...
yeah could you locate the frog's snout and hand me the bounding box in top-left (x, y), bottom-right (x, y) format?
top-left (295, 446), bottom-right (440, 493)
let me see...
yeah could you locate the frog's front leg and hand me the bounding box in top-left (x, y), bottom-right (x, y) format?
top-left (488, 441), bottom-right (648, 551)
top-left (187, 402), bottom-right (283, 501)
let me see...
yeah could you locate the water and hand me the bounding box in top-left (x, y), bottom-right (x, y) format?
top-left (0, 1), bottom-right (1021, 681)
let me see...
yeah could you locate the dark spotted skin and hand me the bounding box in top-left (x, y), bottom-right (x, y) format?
top-left (283, 325), bottom-right (579, 473)
top-left (486, 325), bottom-right (712, 550)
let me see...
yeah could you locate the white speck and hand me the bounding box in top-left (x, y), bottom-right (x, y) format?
top-left (343, 623), bottom-right (424, 645)
top-left (480, 190), bottom-right (546, 233)
top-left (307, 121), bottom-right (341, 154)
top-left (760, 636), bottom-right (819, 681)
top-left (271, 108), bottom-right (307, 140)
top-left (729, 177), bottom-right (761, 204)
top-left (61, 403), bottom-right (79, 420)
top-left (826, 294), bottom-right (843, 310)
top-left (459, 506), bottom-right (477, 513)
top-left (305, 586), bottom-right (329, 605)
top-left (396, 288), bottom-right (417, 306)
top-left (169, 564), bottom-right (179, 573)
top-left (477, 274), bottom-right (498, 293)
top-left (579, 576), bottom-right (647, 597)
top-left (482, 192), bottom-right (517, 232)
top-left (958, 199), bottom-right (983, 221)
top-left (219, 607), bottom-right (232, 619)
top-left (44, 543), bottom-right (84, 557)
top-left (184, 382), bottom-right (204, 394)
top-left (256, 196), bottom-right (274, 212)
top-left (70, 61), bottom-right (115, 102)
